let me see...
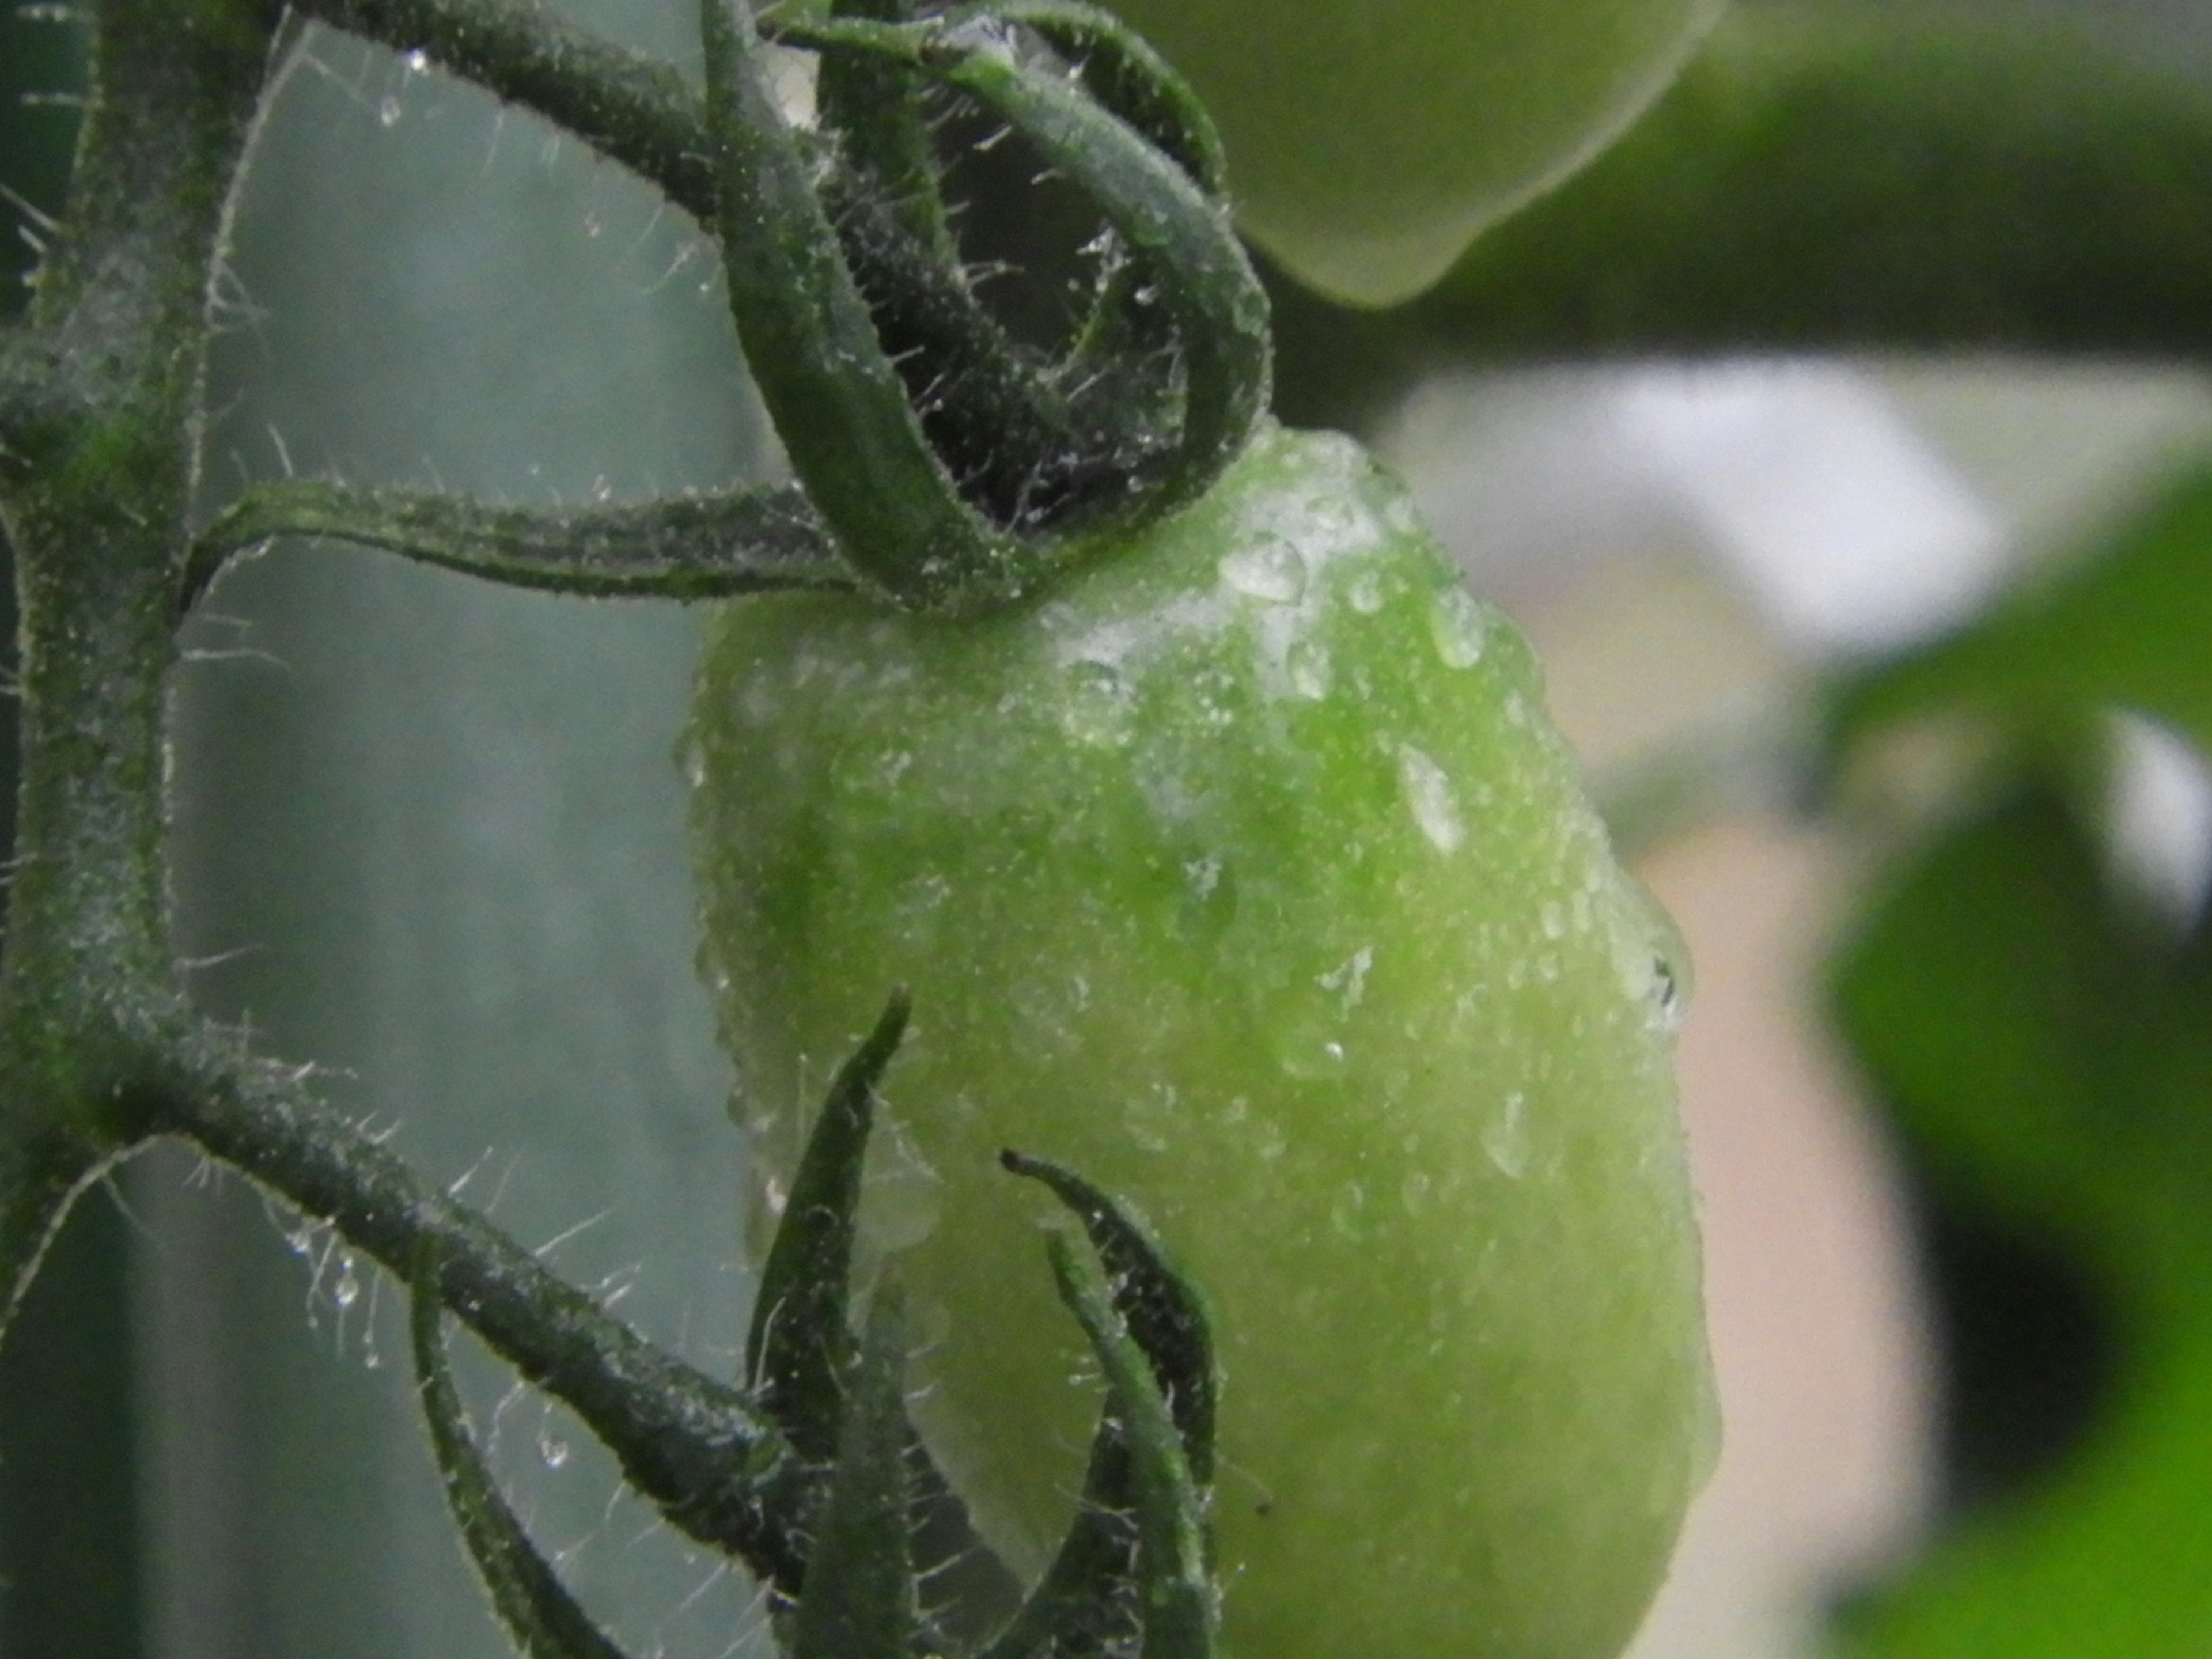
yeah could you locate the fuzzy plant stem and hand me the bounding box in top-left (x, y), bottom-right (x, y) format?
top-left (0, 0), bottom-right (283, 1319)
top-left (137, 1043), bottom-right (806, 1585)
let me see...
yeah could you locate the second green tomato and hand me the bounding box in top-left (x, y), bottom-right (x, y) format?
top-left (1105, 0), bottom-right (1725, 306)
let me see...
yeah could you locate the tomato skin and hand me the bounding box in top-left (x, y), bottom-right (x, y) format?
top-left (690, 423), bottom-right (1715, 1659)
top-left (1100, 0), bottom-right (1726, 307)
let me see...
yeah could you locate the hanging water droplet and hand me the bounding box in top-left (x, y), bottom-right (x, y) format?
top-left (1484, 1092), bottom-right (1530, 1180)
top-left (403, 47), bottom-right (429, 72)
top-left (377, 94), bottom-right (403, 126)
top-left (1604, 867), bottom-right (1694, 1037)
top-left (1397, 745), bottom-right (1465, 854)
top-left (1428, 586), bottom-right (1492, 668)
top-left (332, 1253), bottom-right (361, 1309)
top-left (1219, 536), bottom-right (1305, 604)
top-left (1647, 954), bottom-right (1687, 1035)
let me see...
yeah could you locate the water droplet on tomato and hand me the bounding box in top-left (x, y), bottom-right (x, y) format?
top-left (1397, 746), bottom-right (1464, 854)
top-left (1286, 638), bottom-right (1331, 700)
top-left (1483, 1092), bottom-right (1530, 1180)
top-left (1427, 587), bottom-right (1491, 668)
top-left (1059, 660), bottom-right (1135, 747)
top-left (1219, 536), bottom-right (1306, 604)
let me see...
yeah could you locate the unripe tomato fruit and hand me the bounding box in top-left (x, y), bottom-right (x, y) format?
top-left (689, 423), bottom-right (1716, 1659)
top-left (1101, 0), bottom-right (1726, 307)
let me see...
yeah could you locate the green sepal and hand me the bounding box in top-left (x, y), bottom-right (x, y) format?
top-left (982, 0), bottom-right (1225, 195)
top-left (701, 0), bottom-right (1035, 612)
top-left (975, 1428), bottom-right (1139, 1659)
top-left (747, 988), bottom-right (911, 1460)
top-left (777, 7), bottom-right (1268, 531)
top-left (789, 1278), bottom-right (923, 1659)
top-left (980, 1154), bottom-right (1219, 1659)
top-left (407, 1245), bottom-right (636, 1659)
top-left (816, 0), bottom-right (961, 264)
top-left (1000, 1150), bottom-right (1217, 1483)
top-left (1046, 1233), bottom-right (1215, 1659)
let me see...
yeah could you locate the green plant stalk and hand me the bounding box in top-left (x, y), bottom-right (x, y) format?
top-left (0, 0), bottom-right (280, 1317)
top-left (184, 476), bottom-right (850, 607)
top-left (145, 1042), bottom-right (803, 1581)
top-left (0, 0), bottom-right (811, 1586)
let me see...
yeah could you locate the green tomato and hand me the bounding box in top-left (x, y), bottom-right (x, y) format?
top-left (1102, 0), bottom-right (1726, 307)
top-left (688, 423), bottom-right (1716, 1659)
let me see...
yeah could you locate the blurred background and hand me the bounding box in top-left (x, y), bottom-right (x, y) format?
top-left (5, 0), bottom-right (2212, 1654)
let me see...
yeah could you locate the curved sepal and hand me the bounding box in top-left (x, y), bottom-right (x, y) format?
top-left (975, 1427), bottom-right (1139, 1659)
top-left (1000, 1150), bottom-right (1217, 1482)
top-left (772, 7), bottom-right (1268, 532)
top-left (408, 1245), bottom-right (637, 1659)
top-left (747, 988), bottom-right (911, 1460)
top-left (1045, 1233), bottom-right (1215, 1659)
top-left (980, 1153), bottom-right (1220, 1659)
top-left (789, 1278), bottom-right (923, 1659)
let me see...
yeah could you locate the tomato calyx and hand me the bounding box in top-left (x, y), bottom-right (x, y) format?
top-left (741, 994), bottom-right (1226, 1658)
top-left (707, 0), bottom-right (1270, 616)
top-left (403, 992), bottom-right (1224, 1659)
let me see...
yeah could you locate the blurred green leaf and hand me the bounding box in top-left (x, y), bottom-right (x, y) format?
top-left (1833, 787), bottom-right (2212, 1241)
top-left (1831, 783), bottom-right (2212, 1657)
top-left (1836, 1316), bottom-right (2212, 1659)
top-left (1834, 463), bottom-right (2212, 762)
